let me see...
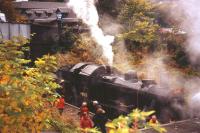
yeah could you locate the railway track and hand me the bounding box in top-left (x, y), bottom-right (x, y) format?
top-left (63, 103), bottom-right (94, 125)
top-left (142, 118), bottom-right (200, 133)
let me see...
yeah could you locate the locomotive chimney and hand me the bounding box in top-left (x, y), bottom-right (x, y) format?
top-left (124, 70), bottom-right (138, 82)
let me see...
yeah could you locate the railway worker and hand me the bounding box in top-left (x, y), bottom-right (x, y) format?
top-left (80, 102), bottom-right (89, 117)
top-left (92, 100), bottom-right (102, 112)
top-left (55, 96), bottom-right (65, 115)
top-left (80, 112), bottom-right (93, 129)
top-left (149, 115), bottom-right (158, 124)
top-left (93, 100), bottom-right (99, 108)
top-left (132, 117), bottom-right (139, 129)
top-left (93, 108), bottom-right (108, 133)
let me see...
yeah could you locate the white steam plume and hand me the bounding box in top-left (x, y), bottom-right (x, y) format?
top-left (166, 0), bottom-right (200, 114)
top-left (67, 0), bottom-right (115, 65)
top-left (176, 0), bottom-right (200, 63)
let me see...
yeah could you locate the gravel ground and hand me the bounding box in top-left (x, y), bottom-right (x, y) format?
top-left (61, 103), bottom-right (81, 126)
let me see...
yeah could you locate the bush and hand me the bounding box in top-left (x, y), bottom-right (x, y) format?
top-left (0, 37), bottom-right (61, 132)
top-left (106, 109), bottom-right (166, 133)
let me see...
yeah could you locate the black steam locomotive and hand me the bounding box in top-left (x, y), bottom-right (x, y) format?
top-left (57, 62), bottom-right (187, 123)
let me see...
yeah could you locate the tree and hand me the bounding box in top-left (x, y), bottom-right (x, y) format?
top-left (56, 33), bottom-right (106, 67)
top-left (117, 0), bottom-right (159, 50)
top-left (0, 0), bottom-right (27, 23)
top-left (0, 37), bottom-right (61, 132)
top-left (0, 0), bottom-right (16, 22)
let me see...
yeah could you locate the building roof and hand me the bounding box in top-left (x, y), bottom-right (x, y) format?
top-left (13, 1), bottom-right (67, 9)
top-left (33, 18), bottom-right (80, 23)
top-left (12, 1), bottom-right (80, 25)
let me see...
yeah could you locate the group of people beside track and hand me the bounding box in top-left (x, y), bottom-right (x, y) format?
top-left (79, 101), bottom-right (108, 133)
top-left (54, 97), bottom-right (108, 133)
top-left (55, 97), bottom-right (160, 133)
top-left (78, 101), bottom-right (160, 132)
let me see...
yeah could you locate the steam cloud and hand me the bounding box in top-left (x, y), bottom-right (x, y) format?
top-left (174, 0), bottom-right (200, 63)
top-left (67, 0), bottom-right (115, 65)
top-left (171, 0), bottom-right (200, 114)
top-left (168, 0), bottom-right (200, 64)
top-left (149, 0), bottom-right (200, 115)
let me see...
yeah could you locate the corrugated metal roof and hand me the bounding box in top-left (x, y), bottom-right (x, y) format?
top-left (13, 1), bottom-right (67, 9)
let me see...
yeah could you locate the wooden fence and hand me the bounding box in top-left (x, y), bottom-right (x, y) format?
top-left (0, 22), bottom-right (30, 40)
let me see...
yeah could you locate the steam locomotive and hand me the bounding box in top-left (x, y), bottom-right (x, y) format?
top-left (57, 62), bottom-right (187, 123)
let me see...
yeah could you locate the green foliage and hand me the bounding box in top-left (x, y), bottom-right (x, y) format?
top-left (118, 0), bottom-right (159, 45)
top-left (118, 0), bottom-right (153, 22)
top-left (48, 118), bottom-right (79, 133)
top-left (128, 109), bottom-right (155, 121)
top-left (81, 127), bottom-right (101, 133)
top-left (56, 33), bottom-right (105, 67)
top-left (118, 21), bottom-right (159, 44)
top-left (0, 37), bottom-right (60, 132)
top-left (52, 27), bottom-right (79, 53)
top-left (106, 109), bottom-right (166, 133)
top-left (0, 0), bottom-right (16, 22)
top-left (0, 0), bottom-right (27, 23)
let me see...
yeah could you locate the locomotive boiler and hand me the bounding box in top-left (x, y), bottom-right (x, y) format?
top-left (57, 62), bottom-right (187, 123)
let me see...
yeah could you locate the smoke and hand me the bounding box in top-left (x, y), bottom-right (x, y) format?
top-left (162, 0), bottom-right (200, 63)
top-left (97, 14), bottom-right (133, 70)
top-left (184, 77), bottom-right (200, 117)
top-left (100, 14), bottom-right (123, 35)
top-left (136, 53), bottom-right (179, 89)
top-left (176, 0), bottom-right (200, 63)
top-left (67, 0), bottom-right (115, 65)
top-left (136, 52), bottom-right (200, 118)
top-left (163, 0), bottom-right (200, 116)
top-left (145, 0), bottom-right (200, 118)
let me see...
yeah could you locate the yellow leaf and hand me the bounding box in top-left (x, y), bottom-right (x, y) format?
top-left (1, 125), bottom-right (9, 133)
top-left (10, 101), bottom-right (17, 108)
top-left (106, 122), bottom-right (116, 128)
top-left (0, 75), bottom-right (10, 84)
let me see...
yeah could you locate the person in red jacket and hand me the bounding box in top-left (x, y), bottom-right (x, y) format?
top-left (80, 102), bottom-right (89, 117)
top-left (80, 112), bottom-right (93, 129)
top-left (56, 97), bottom-right (65, 115)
